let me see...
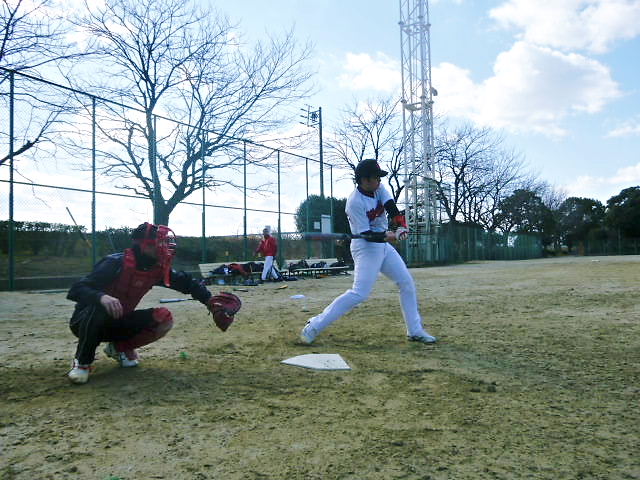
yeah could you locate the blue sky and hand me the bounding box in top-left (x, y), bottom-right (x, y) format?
top-left (5, 0), bottom-right (639, 237)
top-left (212, 0), bottom-right (640, 204)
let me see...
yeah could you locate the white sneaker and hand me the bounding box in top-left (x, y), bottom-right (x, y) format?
top-left (68, 359), bottom-right (92, 384)
top-left (300, 322), bottom-right (317, 345)
top-left (408, 333), bottom-right (437, 344)
top-left (104, 342), bottom-right (139, 368)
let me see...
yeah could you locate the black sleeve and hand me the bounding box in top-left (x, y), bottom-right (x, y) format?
top-left (67, 254), bottom-right (124, 305)
top-left (167, 270), bottom-right (212, 304)
top-left (359, 230), bottom-right (388, 243)
top-left (384, 199), bottom-right (401, 218)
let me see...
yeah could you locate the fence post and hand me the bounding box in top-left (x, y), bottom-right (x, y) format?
top-left (8, 71), bottom-right (15, 290)
top-left (305, 157), bottom-right (311, 258)
top-left (330, 164), bottom-right (334, 258)
top-left (617, 229), bottom-right (621, 255)
top-left (201, 131), bottom-right (206, 263)
top-left (91, 96), bottom-right (97, 266)
top-left (505, 232), bottom-right (509, 260)
top-left (277, 150), bottom-right (283, 267)
top-left (151, 114), bottom-right (160, 224)
top-left (474, 227), bottom-right (478, 260)
top-left (243, 141), bottom-right (248, 260)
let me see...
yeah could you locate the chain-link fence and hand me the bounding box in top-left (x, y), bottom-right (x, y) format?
top-left (1, 68), bottom-right (548, 290)
top-left (572, 231), bottom-right (640, 256)
top-left (0, 68), bottom-right (350, 289)
top-left (393, 224), bottom-right (543, 266)
top-left (0, 220), bottom-right (546, 290)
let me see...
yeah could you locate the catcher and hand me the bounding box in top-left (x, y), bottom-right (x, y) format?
top-left (66, 222), bottom-right (241, 385)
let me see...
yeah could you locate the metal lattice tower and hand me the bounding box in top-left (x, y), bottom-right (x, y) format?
top-left (399, 0), bottom-right (438, 263)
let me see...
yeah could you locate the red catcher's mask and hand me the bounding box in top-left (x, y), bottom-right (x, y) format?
top-left (134, 223), bottom-right (177, 287)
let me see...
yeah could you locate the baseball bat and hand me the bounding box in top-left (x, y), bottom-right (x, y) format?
top-left (66, 206), bottom-right (91, 248)
top-left (303, 232), bottom-right (378, 241)
top-left (159, 298), bottom-right (197, 304)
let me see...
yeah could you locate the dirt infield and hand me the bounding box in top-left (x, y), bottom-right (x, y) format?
top-left (1, 255), bottom-right (639, 480)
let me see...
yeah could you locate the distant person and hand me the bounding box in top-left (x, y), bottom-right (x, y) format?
top-left (300, 159), bottom-right (437, 345)
top-left (255, 226), bottom-right (280, 281)
top-left (66, 222), bottom-right (240, 384)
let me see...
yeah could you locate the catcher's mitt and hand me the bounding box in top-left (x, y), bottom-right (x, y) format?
top-left (207, 291), bottom-right (241, 331)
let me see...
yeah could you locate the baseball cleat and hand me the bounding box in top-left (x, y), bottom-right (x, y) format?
top-left (408, 333), bottom-right (437, 344)
top-left (300, 322), bottom-right (317, 345)
top-left (68, 359), bottom-right (92, 384)
top-left (104, 342), bottom-right (139, 368)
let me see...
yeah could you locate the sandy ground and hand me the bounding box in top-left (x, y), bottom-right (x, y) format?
top-left (1, 255), bottom-right (639, 480)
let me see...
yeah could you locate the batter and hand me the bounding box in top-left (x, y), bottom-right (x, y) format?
top-left (300, 159), bottom-right (437, 345)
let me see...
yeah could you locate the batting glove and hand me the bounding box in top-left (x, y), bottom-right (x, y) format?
top-left (395, 227), bottom-right (409, 241)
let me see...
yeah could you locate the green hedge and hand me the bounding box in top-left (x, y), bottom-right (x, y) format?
top-left (0, 221), bottom-right (266, 263)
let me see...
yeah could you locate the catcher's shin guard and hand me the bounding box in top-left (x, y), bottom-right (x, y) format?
top-left (116, 307), bottom-right (174, 351)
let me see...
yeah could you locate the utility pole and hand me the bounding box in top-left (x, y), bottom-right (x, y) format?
top-left (300, 105), bottom-right (324, 197)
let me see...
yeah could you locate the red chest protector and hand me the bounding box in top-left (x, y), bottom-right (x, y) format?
top-left (105, 249), bottom-right (163, 314)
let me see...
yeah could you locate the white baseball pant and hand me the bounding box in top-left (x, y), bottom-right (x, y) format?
top-left (306, 239), bottom-right (428, 337)
top-left (261, 255), bottom-right (277, 281)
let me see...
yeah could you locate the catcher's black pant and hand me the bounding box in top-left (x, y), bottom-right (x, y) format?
top-left (69, 304), bottom-right (155, 365)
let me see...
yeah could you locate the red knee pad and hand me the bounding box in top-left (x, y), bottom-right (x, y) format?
top-left (152, 307), bottom-right (174, 325)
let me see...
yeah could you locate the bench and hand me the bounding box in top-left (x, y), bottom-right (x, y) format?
top-left (198, 262), bottom-right (263, 285)
top-left (284, 258), bottom-right (351, 278)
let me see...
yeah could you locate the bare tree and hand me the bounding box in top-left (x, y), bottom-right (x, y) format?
top-left (537, 181), bottom-right (567, 212)
top-left (434, 123), bottom-right (531, 231)
top-left (0, 0), bottom-right (87, 166)
top-left (474, 148), bottom-right (530, 231)
top-left (326, 96), bottom-right (406, 201)
top-left (72, 0), bottom-right (313, 225)
top-left (0, 0), bottom-right (84, 72)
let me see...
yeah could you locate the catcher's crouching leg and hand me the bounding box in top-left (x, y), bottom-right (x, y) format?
top-left (117, 308), bottom-right (174, 352)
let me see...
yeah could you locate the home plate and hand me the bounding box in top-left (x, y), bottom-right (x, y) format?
top-left (281, 354), bottom-right (351, 371)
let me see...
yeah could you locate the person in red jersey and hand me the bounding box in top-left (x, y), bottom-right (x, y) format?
top-left (255, 225), bottom-right (280, 281)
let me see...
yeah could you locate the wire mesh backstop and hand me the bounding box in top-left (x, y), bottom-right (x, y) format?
top-left (0, 68), bottom-right (547, 290)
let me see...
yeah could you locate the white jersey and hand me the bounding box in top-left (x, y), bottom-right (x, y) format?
top-left (346, 184), bottom-right (393, 234)
top-left (303, 182), bottom-right (434, 342)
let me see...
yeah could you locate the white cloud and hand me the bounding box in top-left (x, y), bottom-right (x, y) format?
top-left (337, 3), bottom-right (630, 137)
top-left (433, 42), bottom-right (621, 135)
top-left (564, 162), bottom-right (640, 201)
top-left (431, 62), bottom-right (476, 116)
top-left (490, 0), bottom-right (640, 54)
top-left (337, 52), bottom-right (400, 93)
top-left (606, 117), bottom-right (640, 137)
top-left (611, 163), bottom-right (640, 183)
